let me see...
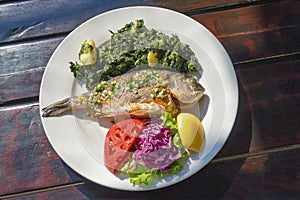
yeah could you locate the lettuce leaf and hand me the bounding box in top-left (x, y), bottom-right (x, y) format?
top-left (160, 111), bottom-right (178, 133)
top-left (128, 172), bottom-right (154, 186)
top-left (121, 112), bottom-right (188, 186)
top-left (127, 150), bottom-right (188, 186)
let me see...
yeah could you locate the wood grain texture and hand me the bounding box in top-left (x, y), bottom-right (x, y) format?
top-left (207, 56), bottom-right (300, 156)
top-left (193, 1), bottom-right (299, 38)
top-left (11, 186), bottom-right (88, 200)
top-left (0, 37), bottom-right (62, 75)
top-left (222, 148), bottom-right (300, 199)
top-left (0, 0), bottom-right (243, 44)
top-left (9, 148), bottom-right (299, 200)
top-left (1, 1), bottom-right (298, 74)
top-left (0, 68), bottom-right (43, 104)
top-left (236, 59), bottom-right (300, 151)
top-left (0, 105), bottom-right (72, 195)
top-left (192, 0), bottom-right (300, 63)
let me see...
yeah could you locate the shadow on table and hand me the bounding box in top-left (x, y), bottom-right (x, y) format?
top-left (64, 78), bottom-right (253, 199)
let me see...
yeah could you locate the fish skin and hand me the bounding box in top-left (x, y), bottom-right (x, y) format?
top-left (42, 68), bottom-right (205, 118)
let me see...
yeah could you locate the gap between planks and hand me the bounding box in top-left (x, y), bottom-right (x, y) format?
top-left (211, 143), bottom-right (300, 163)
top-left (0, 182), bottom-right (86, 199)
top-left (183, 0), bottom-right (279, 16)
top-left (0, 0), bottom-right (278, 46)
top-left (233, 52), bottom-right (300, 66)
top-left (0, 144), bottom-right (299, 199)
top-left (0, 0), bottom-right (26, 6)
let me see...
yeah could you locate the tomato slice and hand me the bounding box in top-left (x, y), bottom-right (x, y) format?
top-left (104, 119), bottom-right (145, 173)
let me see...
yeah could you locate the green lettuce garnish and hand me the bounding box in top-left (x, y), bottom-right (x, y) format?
top-left (160, 111), bottom-right (178, 133)
top-left (120, 112), bottom-right (188, 186)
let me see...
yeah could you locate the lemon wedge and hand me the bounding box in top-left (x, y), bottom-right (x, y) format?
top-left (177, 113), bottom-right (205, 153)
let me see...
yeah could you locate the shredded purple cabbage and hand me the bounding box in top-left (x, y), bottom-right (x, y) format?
top-left (132, 120), bottom-right (183, 171)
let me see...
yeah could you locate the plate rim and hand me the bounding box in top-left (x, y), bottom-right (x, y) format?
top-left (39, 5), bottom-right (239, 191)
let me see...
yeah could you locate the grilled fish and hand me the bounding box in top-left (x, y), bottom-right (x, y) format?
top-left (42, 68), bottom-right (205, 118)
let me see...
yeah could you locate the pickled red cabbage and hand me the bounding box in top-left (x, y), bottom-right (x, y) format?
top-left (132, 121), bottom-right (183, 171)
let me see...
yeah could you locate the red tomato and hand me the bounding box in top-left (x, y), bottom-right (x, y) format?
top-left (104, 119), bottom-right (145, 173)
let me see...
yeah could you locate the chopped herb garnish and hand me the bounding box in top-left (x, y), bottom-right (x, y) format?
top-left (95, 84), bottom-right (105, 93)
top-left (111, 81), bottom-right (117, 92)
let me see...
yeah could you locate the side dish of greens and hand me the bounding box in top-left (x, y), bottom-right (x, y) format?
top-left (69, 19), bottom-right (201, 90)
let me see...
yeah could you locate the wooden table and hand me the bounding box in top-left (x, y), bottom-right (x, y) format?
top-left (1, 0), bottom-right (299, 199)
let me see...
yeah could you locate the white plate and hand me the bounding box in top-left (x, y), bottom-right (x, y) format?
top-left (39, 6), bottom-right (238, 191)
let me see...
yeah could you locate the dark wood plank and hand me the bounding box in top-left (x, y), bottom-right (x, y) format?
top-left (1, 1), bottom-right (297, 81)
top-left (0, 0), bottom-right (243, 44)
top-left (235, 59), bottom-right (300, 151)
top-left (9, 147), bottom-right (299, 200)
top-left (1, 1), bottom-right (298, 75)
top-left (6, 185), bottom-right (88, 200)
top-left (193, 0), bottom-right (299, 38)
top-left (1, 1), bottom-right (298, 74)
top-left (212, 56), bottom-right (300, 157)
top-left (0, 68), bottom-right (43, 104)
top-left (0, 37), bottom-right (61, 104)
top-left (192, 0), bottom-right (300, 63)
top-left (0, 37), bottom-right (62, 75)
top-left (0, 105), bottom-right (75, 195)
top-left (221, 26), bottom-right (299, 63)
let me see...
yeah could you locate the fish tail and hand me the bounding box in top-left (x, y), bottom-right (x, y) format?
top-left (42, 97), bottom-right (72, 117)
